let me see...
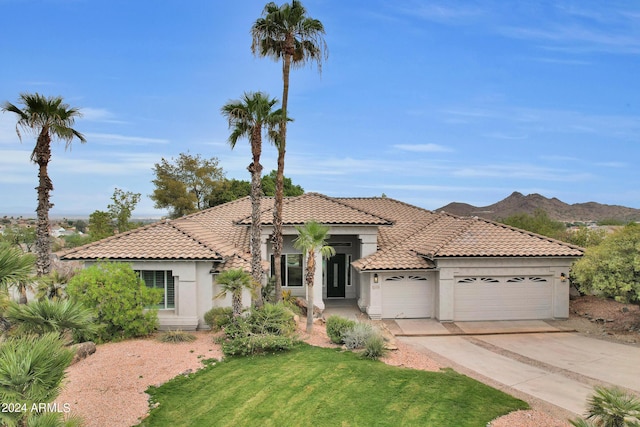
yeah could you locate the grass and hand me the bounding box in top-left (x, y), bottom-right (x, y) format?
top-left (156, 330), bottom-right (197, 343)
top-left (141, 343), bottom-right (527, 427)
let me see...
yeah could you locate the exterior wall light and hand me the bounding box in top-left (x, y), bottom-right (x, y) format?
top-left (373, 273), bottom-right (379, 283)
top-left (560, 273), bottom-right (567, 282)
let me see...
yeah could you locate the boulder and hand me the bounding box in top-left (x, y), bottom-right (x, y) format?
top-left (71, 341), bottom-right (96, 365)
top-left (295, 297), bottom-right (323, 318)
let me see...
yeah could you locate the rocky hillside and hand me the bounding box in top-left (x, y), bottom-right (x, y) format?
top-left (436, 192), bottom-right (640, 222)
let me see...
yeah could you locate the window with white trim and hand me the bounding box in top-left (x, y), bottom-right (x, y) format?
top-left (270, 254), bottom-right (303, 287)
top-left (137, 270), bottom-right (175, 309)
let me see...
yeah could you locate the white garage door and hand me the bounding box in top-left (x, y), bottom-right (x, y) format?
top-left (454, 276), bottom-right (552, 321)
top-left (382, 275), bottom-right (433, 319)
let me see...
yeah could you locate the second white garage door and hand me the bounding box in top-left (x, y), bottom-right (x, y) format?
top-left (454, 276), bottom-right (553, 321)
top-left (381, 274), bottom-right (433, 318)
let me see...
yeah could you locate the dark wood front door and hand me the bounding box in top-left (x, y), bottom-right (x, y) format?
top-left (326, 254), bottom-right (346, 298)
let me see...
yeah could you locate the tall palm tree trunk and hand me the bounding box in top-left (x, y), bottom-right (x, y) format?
top-left (35, 130), bottom-right (53, 277)
top-left (305, 248), bottom-right (315, 333)
top-left (273, 51), bottom-right (293, 303)
top-left (249, 123), bottom-right (265, 308)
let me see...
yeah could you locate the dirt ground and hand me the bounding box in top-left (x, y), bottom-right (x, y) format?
top-left (548, 294), bottom-right (640, 346)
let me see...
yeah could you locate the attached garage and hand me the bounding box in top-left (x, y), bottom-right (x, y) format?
top-left (381, 274), bottom-right (434, 318)
top-left (454, 276), bottom-right (553, 321)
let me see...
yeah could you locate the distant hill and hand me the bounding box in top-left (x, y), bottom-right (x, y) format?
top-left (436, 192), bottom-right (640, 223)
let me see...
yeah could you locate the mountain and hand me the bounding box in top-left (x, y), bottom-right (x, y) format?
top-left (436, 192), bottom-right (640, 222)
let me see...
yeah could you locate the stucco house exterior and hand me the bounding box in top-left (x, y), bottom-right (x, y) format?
top-left (61, 193), bottom-right (583, 330)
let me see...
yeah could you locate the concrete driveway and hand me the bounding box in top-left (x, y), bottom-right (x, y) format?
top-left (394, 321), bottom-right (640, 417)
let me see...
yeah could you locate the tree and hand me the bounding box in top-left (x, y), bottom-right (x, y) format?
top-left (0, 333), bottom-right (75, 427)
top-left (88, 210), bottom-right (114, 240)
top-left (499, 209), bottom-right (566, 240)
top-left (561, 226), bottom-right (607, 248)
top-left (570, 386), bottom-right (640, 427)
top-left (0, 242), bottom-right (36, 305)
top-left (261, 169), bottom-right (303, 197)
top-left (151, 153), bottom-right (225, 218)
top-left (0, 225), bottom-right (36, 252)
top-left (107, 187), bottom-right (141, 233)
top-left (251, 0), bottom-right (328, 302)
top-left (293, 220), bottom-right (335, 333)
top-left (214, 269), bottom-right (255, 317)
top-left (221, 92), bottom-right (282, 308)
top-left (2, 93), bottom-right (86, 276)
top-left (572, 224), bottom-right (640, 304)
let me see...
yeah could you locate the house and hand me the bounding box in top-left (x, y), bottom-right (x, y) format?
top-left (60, 193), bottom-right (583, 330)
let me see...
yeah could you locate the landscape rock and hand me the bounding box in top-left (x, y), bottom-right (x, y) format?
top-left (71, 341), bottom-right (97, 365)
top-left (294, 297), bottom-right (322, 317)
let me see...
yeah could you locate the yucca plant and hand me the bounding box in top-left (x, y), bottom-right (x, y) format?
top-left (0, 333), bottom-right (74, 427)
top-left (5, 299), bottom-right (97, 342)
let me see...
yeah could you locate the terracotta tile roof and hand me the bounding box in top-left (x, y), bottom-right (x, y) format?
top-left (61, 193), bottom-right (583, 272)
top-left (236, 193), bottom-right (393, 226)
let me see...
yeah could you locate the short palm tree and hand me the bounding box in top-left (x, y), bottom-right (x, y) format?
top-left (0, 333), bottom-right (74, 427)
top-left (2, 93), bottom-right (86, 277)
top-left (221, 92), bottom-right (282, 308)
top-left (293, 220), bottom-right (335, 333)
top-left (0, 242), bottom-right (36, 304)
top-left (251, 1), bottom-right (328, 302)
top-left (570, 386), bottom-right (640, 427)
top-left (214, 269), bottom-right (255, 317)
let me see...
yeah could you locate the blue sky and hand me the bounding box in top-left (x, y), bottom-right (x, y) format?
top-left (1, 0), bottom-right (638, 216)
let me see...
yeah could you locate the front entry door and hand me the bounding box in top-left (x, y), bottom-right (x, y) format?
top-left (326, 254), bottom-right (346, 298)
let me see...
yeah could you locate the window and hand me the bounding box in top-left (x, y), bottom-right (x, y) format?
top-left (137, 270), bottom-right (175, 309)
top-left (270, 254), bottom-right (303, 287)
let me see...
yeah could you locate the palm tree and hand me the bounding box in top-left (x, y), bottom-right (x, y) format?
top-left (2, 93), bottom-right (86, 276)
top-left (221, 92), bottom-right (281, 308)
top-left (0, 242), bottom-right (36, 304)
top-left (293, 220), bottom-right (335, 333)
top-left (570, 386), bottom-right (640, 427)
top-left (251, 1), bottom-right (328, 302)
top-left (214, 269), bottom-right (255, 317)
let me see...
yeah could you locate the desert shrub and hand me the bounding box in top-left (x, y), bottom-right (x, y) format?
top-left (6, 299), bottom-right (97, 342)
top-left (66, 261), bottom-right (162, 342)
top-left (218, 303), bottom-right (299, 357)
top-left (157, 330), bottom-right (197, 343)
top-left (570, 385), bottom-right (640, 427)
top-left (0, 333), bottom-right (75, 427)
top-left (204, 307), bottom-right (234, 331)
top-left (343, 322), bottom-right (375, 350)
top-left (361, 334), bottom-right (387, 360)
top-left (326, 315), bottom-right (357, 344)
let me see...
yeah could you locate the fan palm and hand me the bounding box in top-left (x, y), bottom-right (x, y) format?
top-left (2, 93), bottom-right (85, 276)
top-left (570, 386), bottom-right (640, 427)
top-left (221, 92), bottom-right (282, 308)
top-left (0, 242), bottom-right (36, 304)
top-left (293, 221), bottom-right (335, 332)
top-left (251, 1), bottom-right (327, 302)
top-left (214, 269), bottom-right (255, 317)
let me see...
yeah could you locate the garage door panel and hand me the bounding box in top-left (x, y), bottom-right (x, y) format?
top-left (454, 277), bottom-right (552, 321)
top-left (382, 276), bottom-right (433, 319)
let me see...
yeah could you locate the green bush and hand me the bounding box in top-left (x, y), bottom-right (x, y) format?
top-left (326, 315), bottom-right (356, 344)
top-left (343, 322), bottom-right (375, 350)
top-left (218, 303), bottom-right (299, 357)
top-left (204, 307), bottom-right (234, 331)
top-left (361, 334), bottom-right (387, 360)
top-left (157, 330), bottom-right (197, 343)
top-left (66, 261), bottom-right (162, 342)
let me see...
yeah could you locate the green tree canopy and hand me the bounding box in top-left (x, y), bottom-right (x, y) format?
top-left (88, 210), bottom-right (114, 240)
top-left (572, 224), bottom-right (640, 304)
top-left (151, 153), bottom-right (226, 218)
top-left (108, 187), bottom-right (141, 233)
top-left (499, 209), bottom-right (566, 240)
top-left (261, 169), bottom-right (304, 197)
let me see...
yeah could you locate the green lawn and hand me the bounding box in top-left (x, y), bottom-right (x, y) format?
top-left (140, 343), bottom-right (527, 427)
